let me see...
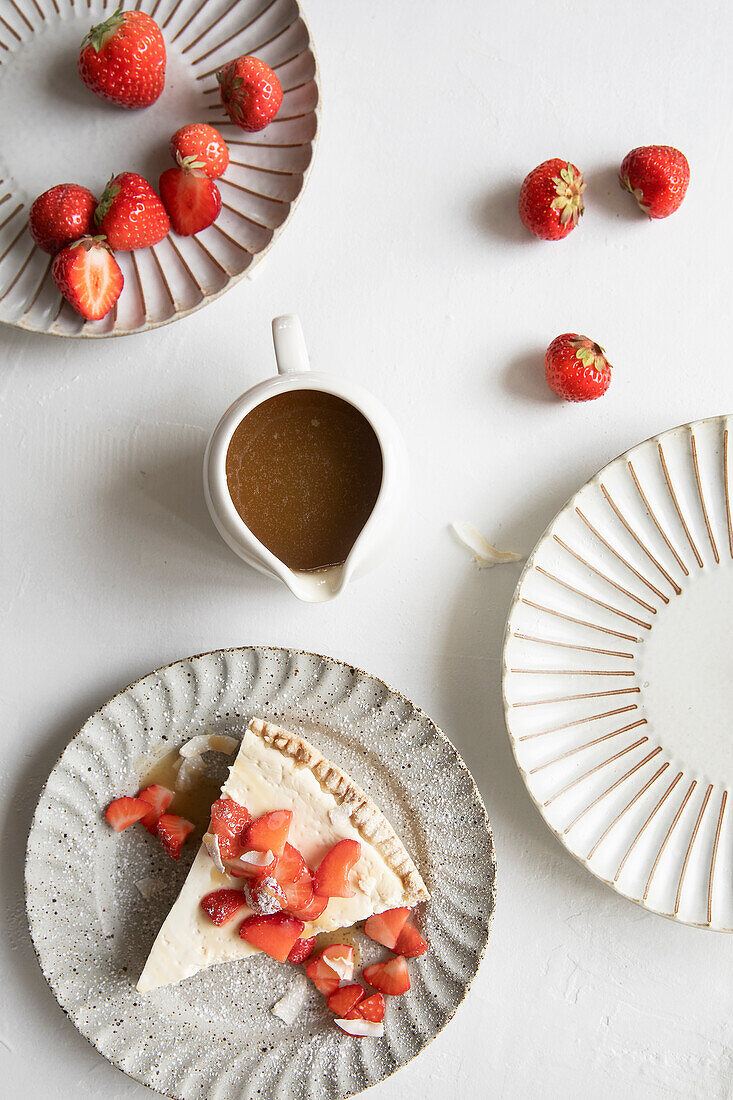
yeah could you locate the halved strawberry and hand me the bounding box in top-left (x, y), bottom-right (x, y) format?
top-left (286, 888), bottom-right (328, 922)
top-left (245, 810), bottom-right (292, 857)
top-left (226, 849), bottom-right (277, 879)
top-left (362, 955), bottom-right (410, 996)
top-left (104, 796), bottom-right (149, 832)
top-left (274, 842), bottom-right (310, 884)
top-left (327, 984), bottom-right (365, 1017)
top-left (353, 992), bottom-right (385, 1023)
top-left (200, 888), bottom-right (247, 926)
top-left (210, 797), bottom-right (251, 859)
top-left (313, 839), bottom-right (361, 898)
top-left (244, 876), bottom-right (286, 915)
top-left (51, 236), bottom-right (123, 321)
top-left (156, 813), bottom-right (194, 860)
top-left (287, 936), bottom-right (317, 964)
top-left (394, 920), bottom-right (428, 958)
top-left (137, 784), bottom-right (174, 835)
top-left (159, 166), bottom-right (221, 236)
top-left (239, 912), bottom-right (304, 962)
top-left (363, 907), bottom-right (410, 950)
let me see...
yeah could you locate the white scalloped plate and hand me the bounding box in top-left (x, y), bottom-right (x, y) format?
top-left (26, 647), bottom-right (495, 1099)
top-left (0, 0), bottom-right (319, 337)
top-left (503, 415), bottom-right (733, 930)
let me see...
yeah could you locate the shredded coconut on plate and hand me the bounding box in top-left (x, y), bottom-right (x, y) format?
top-left (271, 972), bottom-right (309, 1024)
top-left (451, 521), bottom-right (523, 568)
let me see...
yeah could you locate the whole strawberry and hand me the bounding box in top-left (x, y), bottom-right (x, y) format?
top-left (29, 184), bottom-right (97, 254)
top-left (52, 237), bottom-right (124, 321)
top-left (619, 145), bottom-right (689, 219)
top-left (170, 124), bottom-right (229, 179)
top-left (545, 334), bottom-right (612, 402)
top-left (217, 56), bottom-right (282, 132)
top-left (95, 172), bottom-right (170, 250)
top-left (78, 7), bottom-right (166, 109)
top-left (519, 159), bottom-right (585, 240)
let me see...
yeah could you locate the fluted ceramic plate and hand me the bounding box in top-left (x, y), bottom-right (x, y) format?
top-left (503, 415), bottom-right (733, 930)
top-left (0, 0), bottom-right (318, 337)
top-left (26, 647), bottom-right (495, 1099)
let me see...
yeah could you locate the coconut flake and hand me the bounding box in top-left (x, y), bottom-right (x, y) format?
top-left (328, 804), bottom-right (352, 828)
top-left (226, 849), bottom-right (275, 877)
top-left (135, 877), bottom-right (163, 900)
top-left (203, 832), bottom-right (227, 874)
top-left (179, 733), bottom-right (238, 759)
top-left (451, 522), bottom-right (522, 569)
top-left (175, 757), bottom-right (206, 791)
top-left (271, 973), bottom-right (309, 1024)
top-left (334, 1018), bottom-right (384, 1038)
top-left (322, 950), bottom-right (354, 983)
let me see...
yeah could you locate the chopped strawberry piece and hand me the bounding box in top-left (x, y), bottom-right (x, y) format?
top-left (245, 810), bottom-right (292, 856)
top-left (394, 920), bottom-right (428, 958)
top-left (226, 849), bottom-right (277, 879)
top-left (306, 944), bottom-right (354, 995)
top-left (200, 888), bottom-right (247, 926)
top-left (156, 813), bottom-right (195, 860)
top-left (285, 885), bottom-right (328, 922)
top-left (104, 796), bottom-right (149, 832)
top-left (355, 992), bottom-right (386, 1022)
top-left (274, 842), bottom-right (310, 884)
top-left (287, 936), bottom-right (317, 964)
top-left (239, 912), bottom-right (304, 962)
top-left (281, 874), bottom-right (313, 911)
top-left (210, 797), bottom-right (252, 859)
top-left (327, 984), bottom-right (365, 1017)
top-left (137, 784), bottom-right (174, 835)
top-left (244, 875), bottom-right (286, 915)
top-left (313, 839), bottom-right (361, 898)
top-left (363, 955), bottom-right (410, 996)
top-left (306, 956), bottom-right (340, 997)
top-left (364, 907), bottom-right (410, 950)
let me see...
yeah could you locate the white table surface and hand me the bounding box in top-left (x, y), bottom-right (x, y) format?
top-left (2, 1), bottom-right (732, 1096)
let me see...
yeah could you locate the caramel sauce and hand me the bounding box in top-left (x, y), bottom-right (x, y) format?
top-left (225, 390), bottom-right (383, 572)
top-left (140, 748), bottom-right (223, 836)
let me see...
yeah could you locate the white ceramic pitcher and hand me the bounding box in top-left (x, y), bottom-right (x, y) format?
top-left (203, 315), bottom-right (409, 602)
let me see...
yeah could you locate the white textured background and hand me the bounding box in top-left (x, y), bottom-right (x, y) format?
top-left (2, 0), bottom-right (733, 1096)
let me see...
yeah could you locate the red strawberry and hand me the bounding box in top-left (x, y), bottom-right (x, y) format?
top-left (245, 810), bottom-right (292, 856)
top-left (285, 887), bottom-right (328, 922)
top-left (362, 955), bottom-right (410, 997)
top-left (216, 55), bottom-right (283, 132)
top-left (274, 842), bottom-right (310, 885)
top-left (287, 936), bottom-right (317, 964)
top-left (29, 184), bottom-right (97, 255)
top-left (620, 145), bottom-right (690, 219)
top-left (545, 333), bottom-right (612, 402)
top-left (364, 908), bottom-right (410, 950)
top-left (394, 920), bottom-right (428, 958)
top-left (244, 875), bottom-right (286, 915)
top-left (51, 237), bottom-right (123, 321)
top-left (352, 992), bottom-right (385, 1023)
top-left (156, 813), bottom-right (194, 860)
top-left (95, 173), bottom-right (170, 251)
top-left (200, 888), bottom-right (247, 926)
top-left (327, 984), bottom-right (365, 1017)
top-left (170, 124), bottom-right (229, 180)
top-left (239, 912), bottom-right (304, 961)
top-left (313, 839), bottom-right (361, 898)
top-left (104, 795), bottom-right (149, 831)
top-left (519, 159), bottom-right (585, 240)
top-left (210, 797), bottom-right (252, 859)
top-left (306, 945), bottom-right (354, 995)
top-left (159, 166), bottom-right (221, 237)
top-left (78, 7), bottom-right (166, 109)
top-left (137, 784), bottom-right (174, 835)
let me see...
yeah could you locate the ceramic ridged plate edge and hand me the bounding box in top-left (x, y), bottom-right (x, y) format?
top-left (26, 647), bottom-right (496, 1099)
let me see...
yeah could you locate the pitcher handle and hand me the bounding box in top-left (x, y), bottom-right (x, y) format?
top-left (272, 314), bottom-right (310, 375)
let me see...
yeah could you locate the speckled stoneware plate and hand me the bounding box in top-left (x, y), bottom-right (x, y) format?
top-left (503, 416), bottom-right (733, 930)
top-left (0, 0), bottom-right (319, 337)
top-left (26, 647), bottom-right (495, 1099)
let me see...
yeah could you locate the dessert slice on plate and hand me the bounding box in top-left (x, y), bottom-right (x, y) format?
top-left (137, 718), bottom-right (429, 992)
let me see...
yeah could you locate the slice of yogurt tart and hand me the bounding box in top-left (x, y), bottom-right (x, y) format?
top-left (108, 718), bottom-right (429, 1024)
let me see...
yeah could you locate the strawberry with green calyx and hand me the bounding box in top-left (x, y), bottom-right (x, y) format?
top-left (51, 236), bottom-right (123, 321)
top-left (519, 159), bottom-right (585, 240)
top-left (95, 172), bottom-right (170, 251)
top-left (78, 7), bottom-right (166, 109)
top-left (619, 145), bottom-right (690, 219)
top-left (217, 56), bottom-right (283, 133)
top-left (544, 333), bottom-right (612, 402)
top-left (170, 124), bottom-right (229, 180)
